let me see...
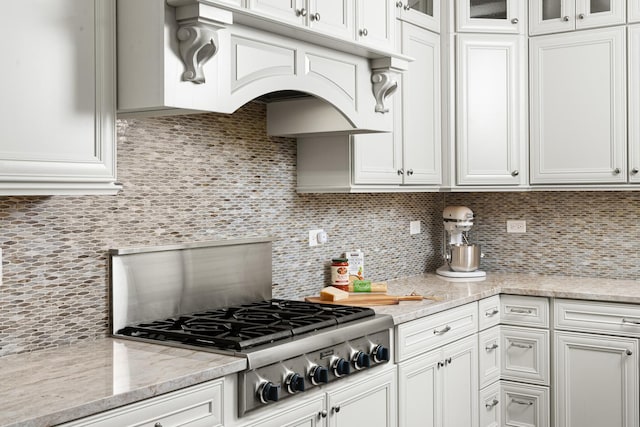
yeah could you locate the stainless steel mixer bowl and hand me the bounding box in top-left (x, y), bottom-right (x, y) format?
top-left (446, 244), bottom-right (481, 272)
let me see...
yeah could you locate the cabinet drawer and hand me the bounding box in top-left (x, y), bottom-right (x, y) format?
top-left (479, 381), bottom-right (501, 427)
top-left (501, 381), bottom-right (549, 427)
top-left (501, 295), bottom-right (549, 328)
top-left (478, 295), bottom-right (501, 331)
top-left (396, 302), bottom-right (478, 362)
top-left (478, 326), bottom-right (501, 389)
top-left (555, 298), bottom-right (640, 338)
top-left (501, 326), bottom-right (549, 386)
top-left (60, 380), bottom-right (223, 427)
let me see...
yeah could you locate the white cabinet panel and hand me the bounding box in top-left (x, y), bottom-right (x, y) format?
top-left (479, 381), bottom-right (501, 427)
top-left (356, 0), bottom-right (394, 50)
top-left (529, 0), bottom-right (625, 35)
top-left (554, 298), bottom-right (640, 337)
top-left (308, 0), bottom-right (354, 40)
top-left (456, 0), bottom-right (525, 34)
top-left (630, 25), bottom-right (640, 182)
top-left (530, 27), bottom-right (627, 184)
top-left (397, 348), bottom-right (441, 427)
top-left (247, 0), bottom-right (305, 25)
top-left (478, 326), bottom-right (501, 388)
top-left (243, 394), bottom-right (326, 427)
top-left (456, 34), bottom-right (526, 185)
top-left (554, 331), bottom-right (639, 427)
top-left (501, 326), bottom-right (549, 385)
top-left (631, 0), bottom-right (640, 23)
top-left (353, 133), bottom-right (402, 184)
top-left (396, 0), bottom-right (440, 33)
top-left (500, 295), bottom-right (549, 328)
top-left (501, 382), bottom-right (549, 427)
top-left (441, 336), bottom-right (479, 427)
top-left (478, 295), bottom-right (501, 331)
top-left (0, 0), bottom-right (119, 195)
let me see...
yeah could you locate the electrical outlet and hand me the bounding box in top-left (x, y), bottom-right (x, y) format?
top-left (410, 221), bottom-right (421, 235)
top-left (308, 229), bottom-right (325, 247)
top-left (507, 220), bottom-right (527, 233)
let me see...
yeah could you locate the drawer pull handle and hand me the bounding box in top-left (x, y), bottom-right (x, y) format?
top-left (485, 343), bottom-right (499, 351)
top-left (622, 318), bottom-right (640, 325)
top-left (509, 307), bottom-right (533, 314)
top-left (511, 398), bottom-right (534, 406)
top-left (485, 309), bottom-right (499, 317)
top-left (485, 398), bottom-right (499, 409)
top-left (510, 342), bottom-right (533, 349)
top-left (433, 325), bottom-right (451, 335)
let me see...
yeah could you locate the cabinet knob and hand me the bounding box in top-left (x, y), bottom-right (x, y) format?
top-left (359, 28), bottom-right (368, 37)
top-left (311, 12), bottom-right (320, 21)
top-left (404, 5), bottom-right (411, 10)
top-left (154, 424), bottom-right (163, 427)
top-left (613, 168), bottom-right (621, 175)
top-left (332, 405), bottom-right (341, 413)
top-left (511, 170), bottom-right (519, 177)
top-left (296, 8), bottom-right (307, 17)
top-left (578, 13), bottom-right (585, 19)
top-left (319, 410), bottom-right (328, 418)
top-left (511, 18), bottom-right (519, 24)
top-left (406, 169), bottom-right (414, 176)
top-left (562, 15), bottom-right (570, 21)
top-left (396, 1), bottom-right (403, 7)
top-left (626, 349), bottom-right (633, 356)
top-left (397, 168), bottom-right (404, 176)
top-left (485, 399), bottom-right (499, 410)
top-left (632, 168), bottom-right (639, 175)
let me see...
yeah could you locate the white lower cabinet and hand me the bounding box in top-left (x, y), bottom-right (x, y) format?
top-left (501, 381), bottom-right (549, 427)
top-left (398, 334), bottom-right (479, 427)
top-left (554, 331), bottom-right (639, 427)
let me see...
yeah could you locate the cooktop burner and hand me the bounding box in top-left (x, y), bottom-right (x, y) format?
top-left (117, 299), bottom-right (375, 351)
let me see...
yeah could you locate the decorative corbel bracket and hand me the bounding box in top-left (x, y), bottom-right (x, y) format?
top-left (167, 1), bottom-right (233, 84)
top-left (370, 57), bottom-right (410, 114)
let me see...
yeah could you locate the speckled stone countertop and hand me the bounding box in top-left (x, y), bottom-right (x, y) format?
top-left (0, 338), bottom-right (246, 427)
top-left (3, 272), bottom-right (640, 427)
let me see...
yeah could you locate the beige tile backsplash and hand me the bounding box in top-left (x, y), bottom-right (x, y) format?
top-left (1, 102), bottom-right (639, 357)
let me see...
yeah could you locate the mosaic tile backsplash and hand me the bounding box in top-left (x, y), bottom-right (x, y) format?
top-left (3, 102), bottom-right (640, 358)
top-left (0, 103), bottom-right (441, 357)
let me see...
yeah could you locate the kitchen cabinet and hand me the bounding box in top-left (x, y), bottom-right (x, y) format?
top-left (0, 0), bottom-right (120, 195)
top-left (529, 26), bottom-right (627, 184)
top-left (456, 0), bottom-right (526, 34)
top-left (60, 379), bottom-right (224, 426)
top-left (630, 25), bottom-right (640, 183)
top-left (356, 0), bottom-right (395, 51)
top-left (632, 0), bottom-right (640, 23)
top-left (246, 0), bottom-right (354, 40)
top-left (554, 331), bottom-right (639, 427)
top-left (455, 33), bottom-right (527, 186)
top-left (501, 381), bottom-right (549, 427)
top-left (239, 366), bottom-right (397, 427)
top-left (398, 334), bottom-right (478, 427)
top-left (395, 0), bottom-right (440, 33)
top-left (529, 0), bottom-right (626, 35)
top-left (296, 20), bottom-right (440, 192)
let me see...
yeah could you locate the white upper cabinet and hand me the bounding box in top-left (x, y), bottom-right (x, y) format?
top-left (456, 0), bottom-right (526, 34)
top-left (356, 0), bottom-right (395, 50)
top-left (530, 27), bottom-right (627, 184)
top-left (246, 0), bottom-right (306, 25)
top-left (630, 25), bottom-right (640, 183)
top-left (529, 0), bottom-right (626, 36)
top-left (631, 0), bottom-right (640, 23)
top-left (308, 0), bottom-right (354, 39)
top-left (456, 34), bottom-right (527, 185)
top-left (0, 0), bottom-right (119, 195)
top-left (395, 0), bottom-right (440, 33)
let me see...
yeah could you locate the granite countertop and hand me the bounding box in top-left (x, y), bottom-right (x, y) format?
top-left (3, 272), bottom-right (640, 427)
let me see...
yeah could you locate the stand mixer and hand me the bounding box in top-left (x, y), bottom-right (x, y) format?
top-left (436, 206), bottom-right (486, 278)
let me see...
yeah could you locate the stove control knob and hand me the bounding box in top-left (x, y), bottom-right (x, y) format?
top-left (257, 381), bottom-right (280, 404)
top-left (309, 365), bottom-right (329, 385)
top-left (332, 358), bottom-right (351, 377)
top-left (285, 373), bottom-right (305, 394)
top-left (372, 345), bottom-right (390, 363)
top-left (352, 351), bottom-right (371, 370)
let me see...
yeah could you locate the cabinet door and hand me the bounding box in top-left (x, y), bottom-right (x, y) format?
top-left (243, 394), bottom-right (327, 427)
top-left (396, 0), bottom-right (440, 33)
top-left (554, 331), bottom-right (639, 427)
top-left (630, 25), bottom-right (640, 183)
top-left (574, 0), bottom-right (626, 30)
top-left (328, 367), bottom-right (397, 427)
top-left (530, 27), bottom-right (627, 184)
top-left (308, 0), bottom-right (354, 40)
top-left (0, 0), bottom-right (118, 195)
top-left (478, 326), bottom-right (501, 388)
top-left (479, 381), bottom-right (501, 427)
top-left (352, 132), bottom-right (403, 184)
top-left (401, 23), bottom-right (441, 185)
top-left (529, 0), bottom-right (576, 35)
top-left (501, 382), bottom-right (549, 427)
top-left (456, 0), bottom-right (525, 34)
top-left (397, 348), bottom-right (442, 427)
top-left (456, 34), bottom-right (526, 185)
top-left (356, 0), bottom-right (394, 50)
top-left (632, 0), bottom-right (640, 23)
top-left (501, 326), bottom-right (549, 385)
top-left (247, 0), bottom-right (306, 25)
top-left (442, 335), bottom-right (479, 427)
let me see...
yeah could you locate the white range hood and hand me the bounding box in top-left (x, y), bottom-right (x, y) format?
top-left (117, 0), bottom-right (410, 135)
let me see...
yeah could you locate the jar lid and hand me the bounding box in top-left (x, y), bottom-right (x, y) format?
top-left (331, 258), bottom-right (348, 263)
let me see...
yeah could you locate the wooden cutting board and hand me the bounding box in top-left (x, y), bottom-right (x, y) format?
top-left (305, 294), bottom-right (427, 306)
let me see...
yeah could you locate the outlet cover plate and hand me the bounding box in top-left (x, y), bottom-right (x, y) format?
top-left (507, 220), bottom-right (526, 233)
top-left (309, 229), bottom-right (324, 246)
top-left (410, 221), bottom-right (421, 235)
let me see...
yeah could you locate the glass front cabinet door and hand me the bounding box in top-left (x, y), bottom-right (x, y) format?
top-left (395, 0), bottom-right (440, 33)
top-left (529, 0), bottom-right (626, 35)
top-left (456, 0), bottom-right (525, 34)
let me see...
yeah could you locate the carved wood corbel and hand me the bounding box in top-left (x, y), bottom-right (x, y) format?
top-left (371, 70), bottom-right (398, 113)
